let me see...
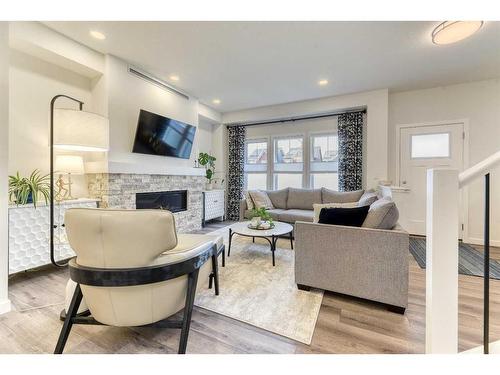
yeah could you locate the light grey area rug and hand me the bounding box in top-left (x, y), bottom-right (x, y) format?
top-left (195, 226), bottom-right (324, 344)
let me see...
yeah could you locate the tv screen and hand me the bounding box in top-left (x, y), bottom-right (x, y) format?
top-left (132, 109), bottom-right (196, 159)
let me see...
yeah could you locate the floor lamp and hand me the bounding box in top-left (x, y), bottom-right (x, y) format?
top-left (50, 95), bottom-right (109, 267)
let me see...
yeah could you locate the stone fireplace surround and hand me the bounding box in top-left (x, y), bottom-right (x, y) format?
top-left (86, 173), bottom-right (205, 233)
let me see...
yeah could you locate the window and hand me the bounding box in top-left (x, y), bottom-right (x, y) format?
top-left (411, 133), bottom-right (450, 158)
top-left (310, 133), bottom-right (339, 190)
top-left (244, 139), bottom-right (268, 190)
top-left (273, 136), bottom-right (303, 189)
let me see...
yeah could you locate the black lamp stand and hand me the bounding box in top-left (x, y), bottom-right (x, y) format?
top-left (49, 94), bottom-right (84, 267)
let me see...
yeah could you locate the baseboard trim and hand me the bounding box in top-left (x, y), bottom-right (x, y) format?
top-left (465, 237), bottom-right (500, 248)
top-left (0, 298), bottom-right (11, 315)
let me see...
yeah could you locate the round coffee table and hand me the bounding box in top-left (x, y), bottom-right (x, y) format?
top-left (228, 221), bottom-right (294, 266)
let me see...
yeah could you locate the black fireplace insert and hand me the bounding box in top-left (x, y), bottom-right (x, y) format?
top-left (136, 190), bottom-right (187, 213)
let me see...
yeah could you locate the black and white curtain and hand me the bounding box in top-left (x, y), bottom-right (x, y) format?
top-left (338, 111), bottom-right (364, 191)
top-left (226, 125), bottom-right (246, 220)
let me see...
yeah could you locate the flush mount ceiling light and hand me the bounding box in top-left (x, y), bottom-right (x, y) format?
top-left (318, 79), bottom-right (329, 86)
top-left (212, 99), bottom-right (221, 105)
top-left (90, 30), bottom-right (106, 40)
top-left (432, 21), bottom-right (484, 45)
top-left (169, 75), bottom-right (180, 81)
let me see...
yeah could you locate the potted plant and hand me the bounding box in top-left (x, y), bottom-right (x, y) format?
top-left (198, 152), bottom-right (216, 189)
top-left (249, 207), bottom-right (274, 229)
top-left (8, 170), bottom-right (50, 208)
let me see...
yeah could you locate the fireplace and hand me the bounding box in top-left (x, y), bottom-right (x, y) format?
top-left (136, 190), bottom-right (187, 213)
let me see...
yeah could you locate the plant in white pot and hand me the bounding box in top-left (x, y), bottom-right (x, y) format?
top-left (198, 152), bottom-right (216, 190)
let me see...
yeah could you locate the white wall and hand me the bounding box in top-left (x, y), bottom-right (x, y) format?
top-left (105, 55), bottom-right (204, 176)
top-left (388, 78), bottom-right (500, 244)
top-left (0, 22), bottom-right (11, 315)
top-left (8, 49), bottom-right (94, 197)
top-left (222, 89), bottom-right (389, 189)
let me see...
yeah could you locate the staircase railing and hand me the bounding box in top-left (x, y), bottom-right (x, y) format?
top-left (426, 150), bottom-right (500, 354)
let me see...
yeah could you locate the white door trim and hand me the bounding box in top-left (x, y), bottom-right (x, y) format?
top-left (395, 119), bottom-right (470, 240)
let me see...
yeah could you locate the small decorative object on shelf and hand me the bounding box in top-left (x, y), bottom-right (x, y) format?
top-left (8, 170), bottom-right (50, 208)
top-left (247, 220), bottom-right (275, 230)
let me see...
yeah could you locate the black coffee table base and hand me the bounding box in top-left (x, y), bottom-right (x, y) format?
top-left (227, 228), bottom-right (293, 267)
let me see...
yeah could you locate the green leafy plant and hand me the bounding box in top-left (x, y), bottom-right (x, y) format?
top-left (249, 207), bottom-right (274, 225)
top-left (8, 170), bottom-right (50, 208)
top-left (198, 152), bottom-right (217, 182)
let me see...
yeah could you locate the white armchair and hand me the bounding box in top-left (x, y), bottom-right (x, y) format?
top-left (55, 208), bottom-right (224, 354)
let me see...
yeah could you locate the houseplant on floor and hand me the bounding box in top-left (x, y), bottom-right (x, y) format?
top-left (8, 170), bottom-right (50, 208)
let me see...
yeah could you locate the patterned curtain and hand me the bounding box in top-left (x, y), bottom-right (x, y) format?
top-left (226, 125), bottom-right (246, 220)
top-left (338, 111), bottom-right (364, 191)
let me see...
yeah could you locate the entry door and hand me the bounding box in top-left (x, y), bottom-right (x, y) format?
top-left (399, 123), bottom-right (464, 236)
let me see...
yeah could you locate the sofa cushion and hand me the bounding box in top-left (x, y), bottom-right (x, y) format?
top-left (266, 188), bottom-right (289, 209)
top-left (358, 190), bottom-right (379, 207)
top-left (245, 192), bottom-right (255, 210)
top-left (362, 197), bottom-right (399, 229)
top-left (318, 206), bottom-right (370, 227)
top-left (322, 188), bottom-right (364, 203)
top-left (266, 209), bottom-right (288, 221)
top-left (278, 209), bottom-right (314, 223)
top-left (313, 202), bottom-right (358, 223)
top-left (249, 190), bottom-right (274, 209)
top-left (287, 188), bottom-right (322, 210)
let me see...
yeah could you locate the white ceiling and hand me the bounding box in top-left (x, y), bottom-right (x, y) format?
top-left (43, 21), bottom-right (500, 112)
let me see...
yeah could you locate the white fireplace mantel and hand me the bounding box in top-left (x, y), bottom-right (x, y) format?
top-left (106, 161), bottom-right (206, 176)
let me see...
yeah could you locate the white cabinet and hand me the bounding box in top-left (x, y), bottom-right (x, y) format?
top-left (202, 190), bottom-right (225, 226)
top-left (8, 199), bottom-right (98, 274)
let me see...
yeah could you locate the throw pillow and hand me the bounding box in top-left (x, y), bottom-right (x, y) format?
top-left (358, 191), bottom-right (378, 207)
top-left (362, 197), bottom-right (399, 229)
top-left (245, 192), bottom-right (255, 210)
top-left (322, 188), bottom-right (364, 203)
top-left (318, 206), bottom-right (370, 227)
top-left (266, 188), bottom-right (289, 209)
top-left (249, 190), bottom-right (274, 210)
top-left (313, 202), bottom-right (358, 223)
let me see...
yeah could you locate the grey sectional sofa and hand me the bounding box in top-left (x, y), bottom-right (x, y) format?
top-left (240, 187), bottom-right (409, 313)
top-left (239, 187), bottom-right (365, 222)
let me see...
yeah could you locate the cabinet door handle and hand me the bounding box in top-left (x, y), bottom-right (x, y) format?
top-left (214, 200), bottom-right (218, 203)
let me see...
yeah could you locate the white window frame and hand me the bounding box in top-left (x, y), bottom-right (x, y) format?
top-left (309, 131), bottom-right (339, 189)
top-left (244, 137), bottom-right (269, 191)
top-left (272, 134), bottom-right (306, 189)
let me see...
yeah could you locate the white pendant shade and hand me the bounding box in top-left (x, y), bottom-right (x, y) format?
top-left (432, 21), bottom-right (484, 45)
top-left (54, 109), bottom-right (109, 152)
top-left (55, 155), bottom-right (85, 175)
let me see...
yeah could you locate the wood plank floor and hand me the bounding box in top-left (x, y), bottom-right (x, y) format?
top-left (1, 220), bottom-right (499, 354)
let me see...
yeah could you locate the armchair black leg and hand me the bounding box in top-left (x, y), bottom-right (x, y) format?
top-left (178, 269), bottom-right (199, 354)
top-left (297, 284), bottom-right (311, 291)
top-left (211, 254), bottom-right (220, 296)
top-left (54, 283), bottom-right (83, 354)
top-left (222, 247), bottom-right (225, 267)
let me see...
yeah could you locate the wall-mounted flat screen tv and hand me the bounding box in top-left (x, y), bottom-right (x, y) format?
top-left (132, 109), bottom-right (196, 159)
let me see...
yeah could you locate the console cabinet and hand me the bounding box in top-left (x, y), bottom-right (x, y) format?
top-left (202, 190), bottom-right (225, 226)
top-left (8, 198), bottom-right (98, 274)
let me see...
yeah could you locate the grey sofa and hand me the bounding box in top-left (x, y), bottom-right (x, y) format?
top-left (295, 222), bottom-right (409, 313)
top-left (239, 187), bottom-right (365, 222)
top-left (240, 187), bottom-right (409, 313)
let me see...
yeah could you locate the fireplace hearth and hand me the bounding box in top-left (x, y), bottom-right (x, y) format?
top-left (136, 190), bottom-right (187, 213)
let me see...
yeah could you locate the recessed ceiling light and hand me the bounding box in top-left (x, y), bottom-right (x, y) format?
top-left (432, 21), bottom-right (483, 45)
top-left (212, 99), bottom-right (221, 105)
top-left (169, 75), bottom-right (180, 81)
top-left (318, 79), bottom-right (329, 86)
top-left (90, 30), bottom-right (106, 40)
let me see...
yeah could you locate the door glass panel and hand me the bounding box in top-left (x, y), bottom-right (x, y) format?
top-left (411, 133), bottom-right (450, 158)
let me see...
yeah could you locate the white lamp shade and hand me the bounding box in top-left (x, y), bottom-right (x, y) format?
top-left (55, 155), bottom-right (85, 175)
top-left (54, 109), bottom-right (109, 152)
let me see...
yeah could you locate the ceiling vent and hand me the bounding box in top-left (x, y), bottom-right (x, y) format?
top-left (128, 66), bottom-right (189, 100)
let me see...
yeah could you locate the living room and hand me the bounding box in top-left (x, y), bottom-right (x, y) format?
top-left (1, 1), bottom-right (500, 371)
